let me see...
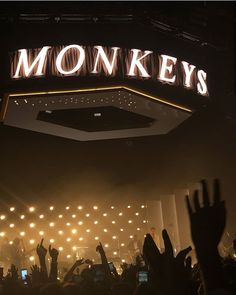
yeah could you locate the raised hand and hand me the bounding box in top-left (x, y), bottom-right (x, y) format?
top-left (186, 179), bottom-right (226, 254)
top-left (143, 230), bottom-right (193, 295)
top-left (10, 264), bottom-right (18, 281)
top-left (36, 239), bottom-right (47, 259)
top-left (49, 245), bottom-right (59, 262)
top-left (96, 242), bottom-right (105, 255)
top-left (30, 264), bottom-right (41, 285)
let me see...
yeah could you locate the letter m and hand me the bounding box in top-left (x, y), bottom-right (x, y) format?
top-left (12, 46), bottom-right (51, 78)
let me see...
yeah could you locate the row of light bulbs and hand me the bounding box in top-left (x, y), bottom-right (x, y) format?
top-left (2, 205), bottom-right (146, 213)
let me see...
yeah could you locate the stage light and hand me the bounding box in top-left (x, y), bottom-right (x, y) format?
top-left (29, 256), bottom-right (35, 262)
top-left (72, 214), bottom-right (76, 218)
top-left (0, 215), bottom-right (6, 220)
top-left (39, 231), bottom-right (44, 236)
top-left (66, 206), bottom-right (70, 210)
top-left (79, 237), bottom-right (83, 241)
top-left (141, 205), bottom-right (145, 208)
top-left (103, 213), bottom-right (107, 217)
top-left (104, 244), bottom-right (109, 248)
top-left (113, 251), bottom-right (117, 255)
top-left (59, 247), bottom-right (63, 251)
top-left (66, 254), bottom-right (71, 259)
top-left (118, 212), bottom-right (123, 216)
top-left (9, 223), bottom-right (15, 228)
top-left (86, 229), bottom-right (90, 233)
top-left (121, 243), bottom-right (125, 247)
top-left (39, 214), bottom-right (44, 219)
top-left (121, 259), bottom-right (126, 263)
top-left (93, 206), bottom-right (98, 210)
top-left (111, 206), bottom-right (114, 209)
top-left (143, 220), bottom-right (147, 223)
top-left (58, 230), bottom-right (63, 235)
top-left (66, 222), bottom-right (71, 226)
top-left (94, 221), bottom-right (98, 224)
top-left (128, 220), bottom-right (132, 224)
top-left (49, 222), bottom-right (55, 227)
top-left (49, 239), bottom-right (55, 243)
top-left (58, 214), bottom-right (63, 218)
top-left (112, 221), bottom-right (116, 224)
top-left (71, 229), bottom-right (77, 234)
top-left (10, 207), bottom-right (15, 212)
top-left (112, 236), bottom-right (117, 239)
top-left (29, 207), bottom-right (35, 212)
top-left (127, 205), bottom-right (131, 209)
top-left (137, 228), bottom-right (140, 231)
top-left (85, 213), bottom-right (90, 217)
top-left (94, 237), bottom-right (99, 240)
top-left (72, 246), bottom-right (77, 251)
top-left (78, 221), bottom-right (83, 225)
top-left (9, 241), bottom-right (13, 245)
top-left (77, 206), bottom-right (83, 210)
top-left (49, 206), bottom-right (54, 211)
top-left (29, 239), bottom-right (35, 244)
top-left (0, 232), bottom-right (5, 237)
top-left (66, 238), bottom-right (71, 242)
top-left (135, 212), bottom-right (139, 216)
top-left (120, 228), bottom-right (124, 232)
top-left (29, 223), bottom-right (35, 228)
top-left (129, 235), bottom-right (133, 239)
top-left (103, 229), bottom-right (108, 232)
top-left (20, 215), bottom-right (25, 219)
top-left (20, 232), bottom-right (25, 236)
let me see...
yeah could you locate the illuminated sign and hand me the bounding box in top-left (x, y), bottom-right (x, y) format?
top-left (10, 45), bottom-right (208, 96)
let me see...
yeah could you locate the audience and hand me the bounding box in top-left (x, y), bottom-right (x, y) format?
top-left (0, 179), bottom-right (235, 295)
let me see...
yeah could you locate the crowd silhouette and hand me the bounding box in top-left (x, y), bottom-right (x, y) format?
top-left (0, 179), bottom-right (235, 295)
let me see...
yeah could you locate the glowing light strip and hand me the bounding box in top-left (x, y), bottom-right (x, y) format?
top-left (6, 85), bottom-right (192, 114)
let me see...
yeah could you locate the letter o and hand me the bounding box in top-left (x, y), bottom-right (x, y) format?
top-left (56, 45), bottom-right (85, 75)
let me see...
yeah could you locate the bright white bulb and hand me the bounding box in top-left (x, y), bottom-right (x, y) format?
top-left (10, 207), bottom-right (15, 212)
top-left (29, 207), bottom-right (35, 212)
